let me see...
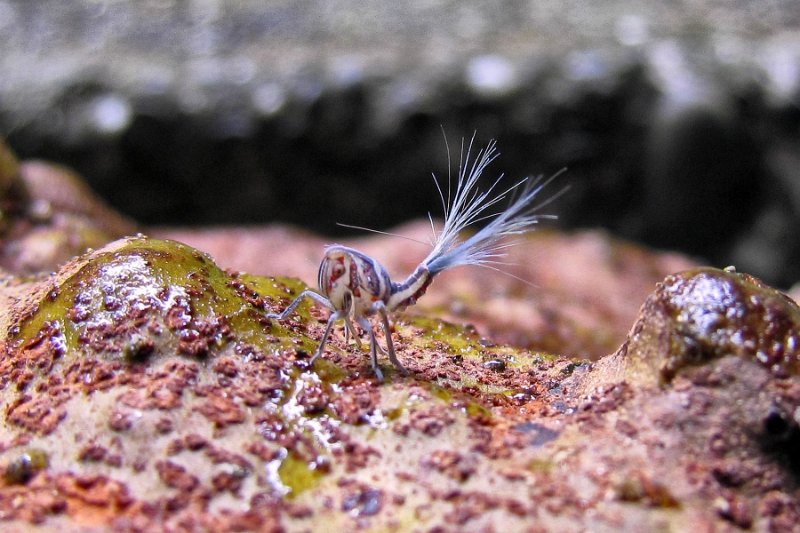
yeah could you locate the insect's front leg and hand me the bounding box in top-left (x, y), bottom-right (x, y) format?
top-left (266, 289), bottom-right (334, 320)
top-left (267, 289), bottom-right (341, 369)
top-left (343, 316), bottom-right (362, 349)
top-left (340, 292), bottom-right (362, 349)
top-left (309, 310), bottom-right (347, 366)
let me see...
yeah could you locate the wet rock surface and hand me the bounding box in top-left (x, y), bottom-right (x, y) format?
top-left (0, 192), bottom-right (797, 529)
top-left (610, 267), bottom-right (800, 385)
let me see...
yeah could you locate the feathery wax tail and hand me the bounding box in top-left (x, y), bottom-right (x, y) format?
top-left (423, 136), bottom-right (562, 276)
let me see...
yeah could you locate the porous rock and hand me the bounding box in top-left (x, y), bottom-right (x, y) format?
top-left (0, 149), bottom-right (798, 531)
top-left (592, 267), bottom-right (800, 388)
top-left (159, 224), bottom-right (696, 361)
top-left (0, 233), bottom-right (797, 531)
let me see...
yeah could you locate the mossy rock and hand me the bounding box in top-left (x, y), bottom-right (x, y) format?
top-left (1, 237), bottom-right (799, 531)
top-left (0, 236), bottom-right (580, 531)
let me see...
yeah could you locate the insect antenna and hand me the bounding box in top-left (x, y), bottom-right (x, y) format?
top-left (335, 222), bottom-right (432, 247)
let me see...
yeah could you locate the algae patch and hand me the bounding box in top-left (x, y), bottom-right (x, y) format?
top-left (276, 451), bottom-right (325, 498)
top-left (402, 315), bottom-right (486, 358)
top-left (7, 237), bottom-right (309, 372)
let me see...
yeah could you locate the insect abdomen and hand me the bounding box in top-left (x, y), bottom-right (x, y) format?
top-left (387, 265), bottom-right (433, 310)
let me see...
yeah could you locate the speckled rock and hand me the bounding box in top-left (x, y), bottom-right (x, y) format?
top-left (0, 236), bottom-right (583, 530)
top-left (0, 234), bottom-right (798, 531)
top-left (569, 267), bottom-right (800, 531)
top-left (158, 223), bottom-right (696, 362)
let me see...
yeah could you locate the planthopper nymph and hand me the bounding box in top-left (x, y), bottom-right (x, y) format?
top-left (267, 136), bottom-right (564, 380)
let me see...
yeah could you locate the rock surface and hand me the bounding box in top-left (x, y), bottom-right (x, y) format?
top-left (0, 236), bottom-right (798, 532)
top-left (0, 148), bottom-right (799, 531)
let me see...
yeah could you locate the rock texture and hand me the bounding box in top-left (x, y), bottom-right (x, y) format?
top-left (0, 236), bottom-right (799, 532)
top-left (0, 147), bottom-right (798, 531)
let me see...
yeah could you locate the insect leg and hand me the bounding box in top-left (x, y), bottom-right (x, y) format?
top-left (340, 292), bottom-right (362, 349)
top-left (268, 289), bottom-right (342, 368)
top-left (357, 317), bottom-right (384, 381)
top-left (374, 301), bottom-right (408, 376)
top-left (266, 289), bottom-right (334, 320)
top-left (309, 310), bottom-right (346, 366)
top-left (343, 316), bottom-right (362, 348)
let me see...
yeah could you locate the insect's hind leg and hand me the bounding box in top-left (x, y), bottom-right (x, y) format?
top-left (374, 301), bottom-right (408, 376)
top-left (357, 317), bottom-right (384, 381)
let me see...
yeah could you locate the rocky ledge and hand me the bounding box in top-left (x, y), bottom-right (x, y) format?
top-left (0, 141), bottom-right (799, 531)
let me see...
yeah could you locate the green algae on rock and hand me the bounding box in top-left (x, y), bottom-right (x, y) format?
top-left (2, 234), bottom-right (800, 531)
top-left (1, 237), bottom-right (319, 440)
top-left (4, 237), bottom-right (304, 388)
top-left (0, 235), bottom-right (587, 531)
top-left (2, 448), bottom-right (49, 485)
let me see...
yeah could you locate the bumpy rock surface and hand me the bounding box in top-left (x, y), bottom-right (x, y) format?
top-left (0, 148), bottom-right (799, 531)
top-left (158, 224), bottom-right (695, 361)
top-left (611, 267), bottom-right (800, 384)
top-left (0, 235), bottom-right (797, 531)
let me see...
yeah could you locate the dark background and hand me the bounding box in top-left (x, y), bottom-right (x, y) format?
top-left (2, 1), bottom-right (799, 287)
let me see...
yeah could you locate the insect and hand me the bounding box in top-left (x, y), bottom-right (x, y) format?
top-left (267, 136), bottom-right (562, 380)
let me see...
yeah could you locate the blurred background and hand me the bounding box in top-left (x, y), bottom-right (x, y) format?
top-left (1, 0), bottom-right (799, 287)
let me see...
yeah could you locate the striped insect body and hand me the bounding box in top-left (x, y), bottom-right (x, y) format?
top-left (318, 246), bottom-right (392, 315)
top-left (267, 136), bottom-right (562, 380)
